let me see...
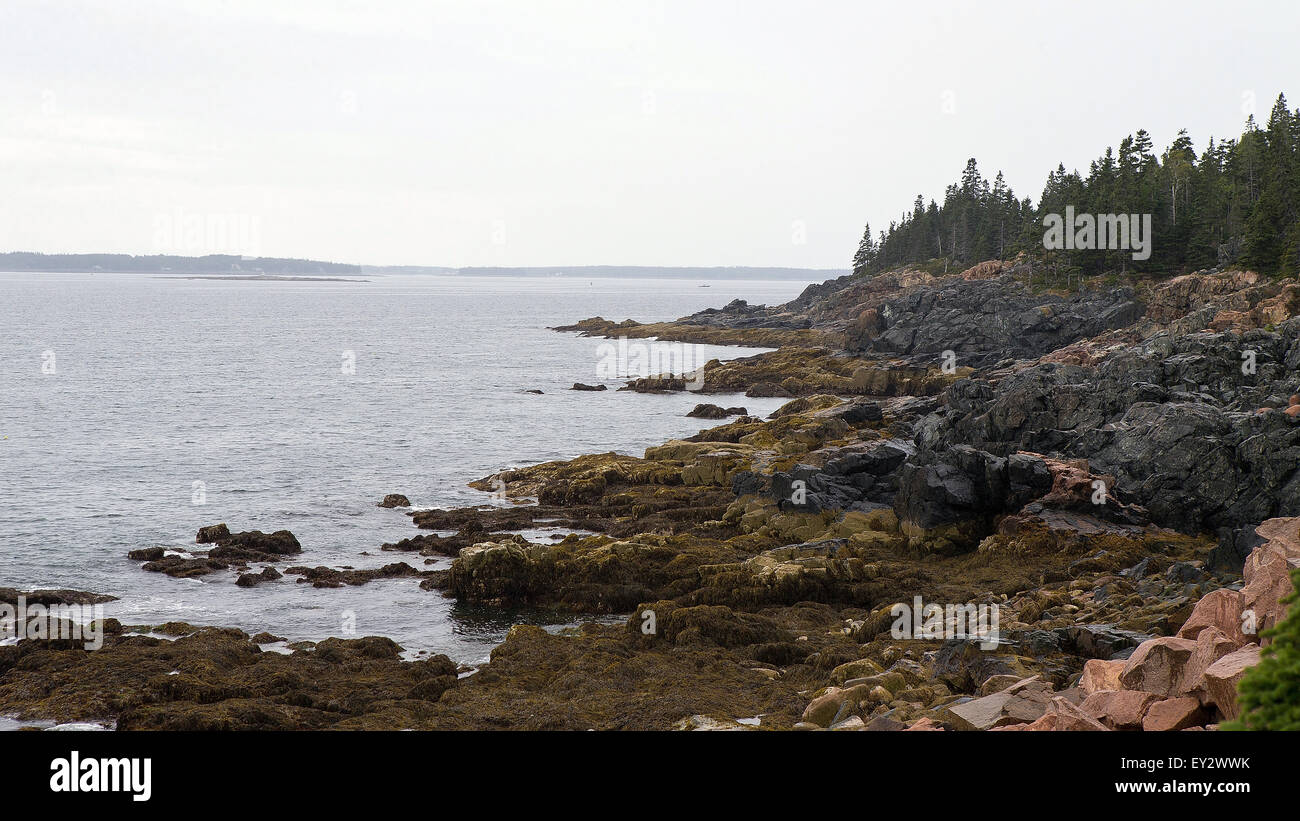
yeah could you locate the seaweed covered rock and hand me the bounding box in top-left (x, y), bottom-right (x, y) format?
top-left (196, 523), bottom-right (230, 543)
top-left (684, 539), bottom-right (905, 609)
top-left (0, 625), bottom-right (459, 730)
top-left (447, 535), bottom-right (747, 612)
top-left (686, 403), bottom-right (747, 419)
top-left (209, 529), bottom-right (302, 558)
top-left (0, 587), bottom-right (117, 606)
top-left (285, 562), bottom-right (427, 588)
top-left (427, 621), bottom-right (808, 729)
top-left (234, 567), bottom-right (282, 587)
top-left (631, 602), bottom-right (791, 648)
top-left (131, 527), bottom-right (303, 579)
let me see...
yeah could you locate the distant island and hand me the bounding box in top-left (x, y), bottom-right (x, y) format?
top-left (0, 252), bottom-right (842, 281)
top-left (0, 253), bottom-right (363, 276)
top-left (421, 266), bottom-right (845, 280)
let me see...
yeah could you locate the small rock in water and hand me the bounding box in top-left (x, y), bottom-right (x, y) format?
top-left (235, 567), bottom-right (282, 588)
top-left (196, 523), bottom-right (230, 543)
top-left (685, 403), bottom-right (748, 419)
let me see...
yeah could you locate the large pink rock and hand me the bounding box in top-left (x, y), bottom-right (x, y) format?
top-left (1120, 626), bottom-right (1241, 703)
top-left (1119, 636), bottom-right (1197, 697)
top-left (942, 677), bottom-right (1054, 730)
top-left (1021, 696), bottom-right (1110, 731)
top-left (1256, 517), bottom-right (1300, 556)
top-left (1179, 627), bottom-right (1240, 697)
top-left (905, 717), bottom-right (945, 731)
top-left (1177, 588), bottom-right (1247, 646)
top-left (1079, 658), bottom-right (1125, 695)
top-left (1143, 697), bottom-right (1208, 731)
top-left (1194, 644), bottom-right (1261, 721)
top-left (1242, 546), bottom-right (1300, 642)
top-left (1039, 459), bottom-right (1114, 507)
top-left (1081, 689), bottom-right (1159, 730)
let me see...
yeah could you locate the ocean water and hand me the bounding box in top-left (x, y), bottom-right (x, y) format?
top-left (0, 272), bottom-right (814, 663)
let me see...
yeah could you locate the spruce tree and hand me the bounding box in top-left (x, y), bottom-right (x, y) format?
top-left (858, 95), bottom-right (1300, 279)
top-left (851, 222), bottom-right (875, 274)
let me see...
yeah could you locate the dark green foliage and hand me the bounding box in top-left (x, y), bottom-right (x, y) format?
top-left (1228, 567), bottom-right (1300, 730)
top-left (850, 222), bottom-right (875, 274)
top-left (861, 93), bottom-right (1300, 282)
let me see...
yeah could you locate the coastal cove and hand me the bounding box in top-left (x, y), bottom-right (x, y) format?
top-left (3, 263), bottom-right (1300, 732)
top-left (0, 272), bottom-right (815, 662)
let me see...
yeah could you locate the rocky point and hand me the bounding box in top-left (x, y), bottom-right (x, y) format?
top-left (4, 263), bottom-right (1299, 730)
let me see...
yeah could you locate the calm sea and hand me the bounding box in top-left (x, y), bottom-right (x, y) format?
top-left (0, 272), bottom-right (813, 662)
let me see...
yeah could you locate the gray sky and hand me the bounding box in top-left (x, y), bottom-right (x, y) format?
top-left (1, 0), bottom-right (1295, 268)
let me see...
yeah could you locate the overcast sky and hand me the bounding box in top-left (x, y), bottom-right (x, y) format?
top-left (0, 0), bottom-right (1295, 268)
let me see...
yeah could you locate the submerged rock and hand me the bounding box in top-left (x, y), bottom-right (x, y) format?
top-left (285, 562), bottom-right (427, 588)
top-left (0, 625), bottom-right (459, 730)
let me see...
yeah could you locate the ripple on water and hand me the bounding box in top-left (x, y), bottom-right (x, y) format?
top-left (0, 272), bottom-right (814, 661)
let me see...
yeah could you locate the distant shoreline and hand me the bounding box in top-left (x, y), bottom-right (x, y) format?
top-left (157, 274), bottom-right (369, 282)
top-left (0, 253), bottom-right (844, 281)
top-left (2, 268), bottom-right (831, 282)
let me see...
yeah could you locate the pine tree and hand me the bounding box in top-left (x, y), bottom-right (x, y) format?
top-left (857, 94), bottom-right (1300, 279)
top-left (1245, 95), bottom-right (1299, 273)
top-left (851, 222), bottom-right (875, 274)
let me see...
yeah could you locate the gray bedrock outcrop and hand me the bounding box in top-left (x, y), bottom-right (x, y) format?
top-left (727, 280), bottom-right (1300, 566)
top-left (846, 277), bottom-right (1145, 367)
top-left (912, 317), bottom-right (1300, 540)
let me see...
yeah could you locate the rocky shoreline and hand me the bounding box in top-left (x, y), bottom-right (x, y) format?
top-left (3, 262), bottom-right (1299, 730)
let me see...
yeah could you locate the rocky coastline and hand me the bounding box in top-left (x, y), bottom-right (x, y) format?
top-left (3, 262), bottom-right (1299, 730)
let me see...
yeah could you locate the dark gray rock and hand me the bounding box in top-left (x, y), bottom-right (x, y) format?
top-left (891, 446), bottom-right (1051, 538)
top-left (1209, 524), bottom-right (1266, 571)
top-left (830, 400), bottom-right (884, 425)
top-left (848, 277), bottom-right (1144, 367)
top-left (914, 318), bottom-right (1300, 536)
top-left (1052, 625), bottom-right (1147, 659)
top-left (767, 439), bottom-right (914, 512)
